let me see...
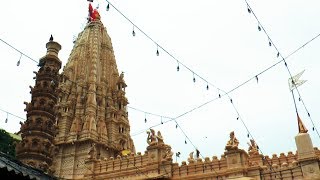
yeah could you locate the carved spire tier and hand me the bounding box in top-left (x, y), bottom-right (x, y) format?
top-left (16, 37), bottom-right (62, 172)
top-left (53, 19), bottom-right (135, 179)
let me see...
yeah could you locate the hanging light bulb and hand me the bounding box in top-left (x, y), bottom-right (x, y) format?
top-left (258, 25), bottom-right (261, 31)
top-left (156, 48), bottom-right (159, 56)
top-left (193, 73), bottom-right (196, 83)
top-left (230, 98), bottom-right (233, 104)
top-left (247, 7), bottom-right (251, 13)
top-left (176, 124), bottom-right (178, 129)
top-left (206, 84), bottom-right (209, 90)
top-left (106, 3), bottom-right (110, 11)
top-left (247, 133), bottom-right (249, 138)
top-left (144, 114), bottom-right (147, 123)
top-left (177, 63), bottom-right (180, 72)
top-left (236, 117), bottom-right (239, 120)
top-left (161, 117), bottom-right (163, 124)
top-left (185, 139), bottom-right (187, 144)
top-left (269, 41), bottom-right (272, 47)
top-left (299, 97), bottom-right (301, 101)
top-left (313, 127), bottom-right (315, 131)
top-left (218, 94), bottom-right (221, 98)
top-left (5, 113), bottom-right (8, 123)
top-left (17, 53), bottom-right (22, 66)
top-left (308, 112), bottom-right (310, 117)
top-left (255, 75), bottom-right (258, 83)
top-left (132, 26), bottom-right (136, 37)
top-left (277, 52), bottom-right (280, 58)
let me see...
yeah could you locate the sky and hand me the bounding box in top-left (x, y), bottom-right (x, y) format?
top-left (0, 0), bottom-right (320, 163)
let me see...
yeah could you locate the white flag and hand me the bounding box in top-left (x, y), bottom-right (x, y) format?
top-left (288, 70), bottom-right (307, 91)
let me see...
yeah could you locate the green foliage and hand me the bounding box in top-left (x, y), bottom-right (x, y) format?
top-left (0, 129), bottom-right (16, 157)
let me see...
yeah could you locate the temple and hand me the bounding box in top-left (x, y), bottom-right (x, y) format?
top-left (15, 5), bottom-right (320, 180)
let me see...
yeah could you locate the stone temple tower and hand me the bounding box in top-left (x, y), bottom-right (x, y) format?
top-left (52, 17), bottom-right (135, 179)
top-left (16, 36), bottom-right (62, 172)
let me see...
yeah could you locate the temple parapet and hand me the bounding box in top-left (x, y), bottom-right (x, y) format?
top-left (84, 131), bottom-right (320, 179)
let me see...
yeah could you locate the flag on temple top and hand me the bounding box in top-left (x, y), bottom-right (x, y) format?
top-left (297, 114), bottom-right (308, 133)
top-left (288, 70), bottom-right (307, 91)
top-left (89, 3), bottom-right (93, 16)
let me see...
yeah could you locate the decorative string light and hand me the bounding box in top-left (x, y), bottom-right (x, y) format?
top-left (17, 53), bottom-right (22, 66)
top-left (236, 117), bottom-right (239, 120)
top-left (268, 41), bottom-right (272, 47)
top-left (247, 7), bottom-right (251, 13)
top-left (184, 139), bottom-right (187, 144)
top-left (206, 84), bottom-right (209, 90)
top-left (176, 62), bottom-right (180, 71)
top-left (5, 113), bottom-right (8, 123)
top-left (258, 25), bottom-right (261, 31)
top-left (161, 117), bottom-right (163, 124)
top-left (132, 26), bottom-right (136, 37)
top-left (156, 45), bottom-right (159, 56)
top-left (193, 73), bottom-right (196, 83)
top-left (106, 3), bottom-right (110, 11)
top-left (244, 0), bottom-right (320, 140)
top-left (144, 113), bottom-right (147, 123)
top-left (230, 98), bottom-right (233, 104)
top-left (255, 75), bottom-right (258, 83)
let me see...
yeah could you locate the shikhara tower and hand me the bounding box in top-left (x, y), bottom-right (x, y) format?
top-left (53, 18), bottom-right (135, 178)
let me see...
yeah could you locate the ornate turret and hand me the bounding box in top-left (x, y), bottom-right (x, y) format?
top-left (16, 36), bottom-right (62, 172)
top-left (52, 15), bottom-right (135, 179)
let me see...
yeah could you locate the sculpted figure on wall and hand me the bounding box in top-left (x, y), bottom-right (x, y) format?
top-left (248, 139), bottom-right (259, 155)
top-left (147, 129), bottom-right (157, 146)
top-left (225, 131), bottom-right (239, 151)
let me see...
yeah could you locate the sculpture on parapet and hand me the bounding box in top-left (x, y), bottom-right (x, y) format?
top-left (188, 151), bottom-right (195, 163)
top-left (162, 146), bottom-right (173, 161)
top-left (225, 131), bottom-right (239, 151)
top-left (247, 139), bottom-right (259, 155)
top-left (147, 129), bottom-right (165, 146)
top-left (147, 129), bottom-right (157, 146)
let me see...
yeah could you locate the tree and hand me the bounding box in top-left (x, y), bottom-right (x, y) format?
top-left (0, 129), bottom-right (16, 157)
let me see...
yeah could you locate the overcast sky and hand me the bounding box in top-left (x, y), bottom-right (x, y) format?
top-left (1, 0), bottom-right (320, 162)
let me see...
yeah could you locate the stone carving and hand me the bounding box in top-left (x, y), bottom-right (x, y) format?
top-left (225, 131), bottom-right (239, 151)
top-left (247, 139), bottom-right (259, 155)
top-left (147, 129), bottom-right (157, 146)
top-left (88, 143), bottom-right (97, 160)
top-left (188, 151), bottom-right (195, 163)
top-left (162, 146), bottom-right (173, 161)
top-left (156, 131), bottom-right (164, 145)
top-left (147, 129), bottom-right (165, 146)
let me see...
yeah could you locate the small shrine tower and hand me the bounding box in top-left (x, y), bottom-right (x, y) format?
top-left (16, 36), bottom-right (62, 172)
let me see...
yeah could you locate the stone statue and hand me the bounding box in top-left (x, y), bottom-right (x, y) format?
top-left (225, 131), bottom-right (239, 151)
top-left (162, 146), bottom-right (173, 161)
top-left (247, 139), bottom-right (259, 155)
top-left (156, 131), bottom-right (164, 144)
top-left (188, 151), bottom-right (195, 163)
top-left (88, 143), bottom-right (97, 159)
top-left (147, 129), bottom-right (157, 146)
